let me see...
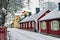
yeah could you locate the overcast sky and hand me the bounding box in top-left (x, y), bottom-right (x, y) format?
top-left (45, 0), bottom-right (60, 3)
top-left (22, 0), bottom-right (60, 14)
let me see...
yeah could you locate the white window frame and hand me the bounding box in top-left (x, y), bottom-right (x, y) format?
top-left (26, 23), bottom-right (27, 28)
top-left (32, 22), bottom-right (34, 27)
top-left (39, 22), bottom-right (40, 27)
top-left (51, 20), bottom-right (59, 30)
top-left (41, 21), bottom-right (46, 29)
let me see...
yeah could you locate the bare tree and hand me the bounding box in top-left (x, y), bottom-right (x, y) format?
top-left (7, 0), bottom-right (24, 13)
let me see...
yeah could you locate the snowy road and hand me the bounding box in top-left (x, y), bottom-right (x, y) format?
top-left (7, 28), bottom-right (60, 40)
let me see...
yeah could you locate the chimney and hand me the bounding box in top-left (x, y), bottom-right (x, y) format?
top-left (28, 12), bottom-right (31, 16)
top-left (36, 8), bottom-right (40, 14)
top-left (58, 2), bottom-right (60, 10)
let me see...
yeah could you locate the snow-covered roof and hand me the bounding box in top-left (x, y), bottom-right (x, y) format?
top-left (25, 14), bottom-right (36, 21)
top-left (40, 9), bottom-right (60, 21)
top-left (34, 9), bottom-right (50, 21)
top-left (20, 14), bottom-right (37, 23)
top-left (20, 9), bottom-right (50, 23)
top-left (20, 16), bottom-right (30, 23)
top-left (27, 9), bottom-right (50, 21)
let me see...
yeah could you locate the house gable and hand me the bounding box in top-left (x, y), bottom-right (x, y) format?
top-left (38, 10), bottom-right (50, 21)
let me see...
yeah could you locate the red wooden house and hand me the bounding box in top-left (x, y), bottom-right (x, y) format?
top-left (20, 17), bottom-right (29, 29)
top-left (0, 26), bottom-right (7, 40)
top-left (19, 14), bottom-right (36, 31)
top-left (39, 3), bottom-right (60, 35)
top-left (19, 9), bottom-right (50, 32)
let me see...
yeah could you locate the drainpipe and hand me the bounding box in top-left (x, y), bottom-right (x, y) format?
top-left (34, 20), bottom-right (38, 32)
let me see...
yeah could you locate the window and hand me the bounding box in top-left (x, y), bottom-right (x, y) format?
top-left (23, 23), bottom-right (25, 27)
top-left (26, 23), bottom-right (27, 28)
top-left (41, 22), bottom-right (46, 29)
top-left (29, 22), bottom-right (30, 28)
top-left (39, 22), bottom-right (40, 27)
top-left (51, 21), bottom-right (59, 30)
top-left (32, 22), bottom-right (34, 27)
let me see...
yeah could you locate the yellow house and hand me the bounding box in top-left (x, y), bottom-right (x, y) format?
top-left (14, 16), bottom-right (20, 28)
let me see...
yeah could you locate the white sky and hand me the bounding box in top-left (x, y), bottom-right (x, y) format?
top-left (30, 0), bottom-right (39, 14)
top-left (22, 0), bottom-right (60, 14)
top-left (44, 0), bottom-right (60, 3)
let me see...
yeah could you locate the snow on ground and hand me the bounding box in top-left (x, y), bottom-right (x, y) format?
top-left (7, 28), bottom-right (60, 40)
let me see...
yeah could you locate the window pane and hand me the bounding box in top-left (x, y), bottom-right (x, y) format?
top-left (39, 22), bottom-right (40, 27)
top-left (51, 21), bottom-right (59, 30)
top-left (29, 22), bottom-right (30, 28)
top-left (41, 22), bottom-right (46, 29)
top-left (26, 23), bottom-right (27, 28)
top-left (32, 22), bottom-right (34, 27)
